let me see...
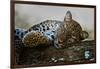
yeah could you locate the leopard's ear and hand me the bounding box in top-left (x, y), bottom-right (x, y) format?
top-left (64, 10), bottom-right (72, 22)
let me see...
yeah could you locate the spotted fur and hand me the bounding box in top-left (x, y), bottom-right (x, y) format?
top-left (21, 11), bottom-right (89, 48)
top-left (23, 20), bottom-right (64, 48)
top-left (15, 28), bottom-right (27, 40)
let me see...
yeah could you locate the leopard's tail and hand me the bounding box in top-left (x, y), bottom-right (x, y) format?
top-left (22, 31), bottom-right (51, 47)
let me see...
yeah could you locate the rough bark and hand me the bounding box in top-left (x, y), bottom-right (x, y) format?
top-left (14, 40), bottom-right (96, 65)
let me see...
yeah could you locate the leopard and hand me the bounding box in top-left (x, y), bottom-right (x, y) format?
top-left (21, 10), bottom-right (89, 49)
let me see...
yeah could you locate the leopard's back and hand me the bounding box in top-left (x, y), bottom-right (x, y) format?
top-left (28, 20), bottom-right (62, 33)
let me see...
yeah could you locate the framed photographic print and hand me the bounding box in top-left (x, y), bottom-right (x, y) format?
top-left (11, 0), bottom-right (96, 68)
